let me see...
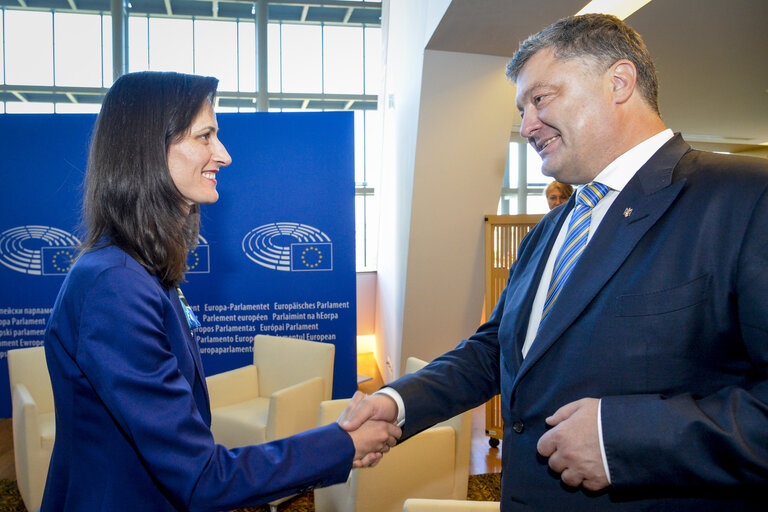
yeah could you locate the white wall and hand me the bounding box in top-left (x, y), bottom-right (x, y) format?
top-left (398, 49), bottom-right (515, 373)
top-left (356, 271), bottom-right (377, 336)
top-left (374, 0), bottom-right (452, 382)
top-left (374, 0), bottom-right (517, 381)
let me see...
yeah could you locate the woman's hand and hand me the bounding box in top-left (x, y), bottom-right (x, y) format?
top-left (339, 392), bottom-right (401, 468)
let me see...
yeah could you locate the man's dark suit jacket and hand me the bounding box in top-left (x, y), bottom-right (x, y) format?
top-left (42, 244), bottom-right (353, 511)
top-left (390, 135), bottom-right (768, 510)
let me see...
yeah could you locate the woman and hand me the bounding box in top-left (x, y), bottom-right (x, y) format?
top-left (544, 180), bottom-right (574, 210)
top-left (42, 71), bottom-right (399, 511)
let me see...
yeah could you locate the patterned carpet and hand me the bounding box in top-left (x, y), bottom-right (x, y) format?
top-left (0, 474), bottom-right (501, 511)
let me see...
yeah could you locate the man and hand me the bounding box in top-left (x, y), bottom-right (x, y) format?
top-left (340, 13), bottom-right (768, 511)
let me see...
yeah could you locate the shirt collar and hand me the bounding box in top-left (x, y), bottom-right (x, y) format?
top-left (587, 128), bottom-right (674, 193)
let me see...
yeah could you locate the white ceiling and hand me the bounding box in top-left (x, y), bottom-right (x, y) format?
top-left (426, 0), bottom-right (768, 153)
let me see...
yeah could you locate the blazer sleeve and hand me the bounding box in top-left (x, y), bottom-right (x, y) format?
top-left (601, 185), bottom-right (768, 490)
top-left (76, 265), bottom-right (353, 512)
top-left (388, 260), bottom-right (512, 440)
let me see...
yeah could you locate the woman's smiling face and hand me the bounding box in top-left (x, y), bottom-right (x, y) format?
top-left (167, 101), bottom-right (231, 209)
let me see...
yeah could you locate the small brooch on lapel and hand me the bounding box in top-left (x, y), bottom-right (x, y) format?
top-left (623, 207), bottom-right (633, 218)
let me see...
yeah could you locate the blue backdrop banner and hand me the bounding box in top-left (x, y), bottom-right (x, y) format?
top-left (0, 111), bottom-right (358, 418)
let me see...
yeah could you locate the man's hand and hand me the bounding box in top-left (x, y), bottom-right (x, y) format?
top-left (338, 391), bottom-right (401, 467)
top-left (536, 397), bottom-right (610, 491)
top-left (338, 391), bottom-right (399, 431)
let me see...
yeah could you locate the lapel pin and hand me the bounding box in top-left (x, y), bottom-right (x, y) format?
top-left (623, 207), bottom-right (633, 218)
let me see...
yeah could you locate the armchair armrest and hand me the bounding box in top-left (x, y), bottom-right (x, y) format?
top-left (12, 384), bottom-right (41, 449)
top-left (267, 376), bottom-right (324, 440)
top-left (318, 398), bottom-right (351, 426)
top-left (206, 365), bottom-right (259, 409)
top-left (403, 499), bottom-right (500, 512)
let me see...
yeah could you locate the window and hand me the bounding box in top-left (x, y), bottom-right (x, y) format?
top-left (194, 20), bottom-right (239, 91)
top-left (324, 26), bottom-right (363, 94)
top-left (5, 10), bottom-right (53, 86)
top-left (1, 2), bottom-right (383, 271)
top-left (279, 24), bottom-right (322, 94)
top-left (55, 13), bottom-right (103, 87)
top-left (499, 142), bottom-right (550, 215)
top-left (148, 17), bottom-right (193, 73)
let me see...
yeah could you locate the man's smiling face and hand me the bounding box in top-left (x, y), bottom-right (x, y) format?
top-left (515, 48), bottom-right (617, 185)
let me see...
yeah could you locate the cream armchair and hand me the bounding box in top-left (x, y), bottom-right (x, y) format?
top-left (403, 499), bottom-right (500, 511)
top-left (206, 335), bottom-right (335, 448)
top-left (8, 346), bottom-right (56, 512)
top-left (314, 357), bottom-right (472, 512)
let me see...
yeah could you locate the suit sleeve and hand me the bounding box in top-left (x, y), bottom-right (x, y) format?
top-left (77, 266), bottom-right (353, 512)
top-left (601, 185), bottom-right (768, 490)
top-left (387, 251), bottom-right (524, 440)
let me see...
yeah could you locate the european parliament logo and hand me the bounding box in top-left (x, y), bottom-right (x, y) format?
top-left (0, 225), bottom-right (80, 276)
top-left (291, 243), bottom-right (333, 271)
top-left (41, 246), bottom-right (78, 275)
top-left (186, 235), bottom-right (210, 274)
top-left (242, 222), bottom-right (333, 272)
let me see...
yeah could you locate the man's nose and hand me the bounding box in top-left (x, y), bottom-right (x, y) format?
top-left (519, 110), bottom-right (540, 139)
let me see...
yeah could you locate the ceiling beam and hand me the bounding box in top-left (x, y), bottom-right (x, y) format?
top-left (266, 0), bottom-right (375, 7)
top-left (5, 0), bottom-right (381, 27)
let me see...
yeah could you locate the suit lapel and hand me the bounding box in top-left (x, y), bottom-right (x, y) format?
top-left (169, 287), bottom-right (211, 413)
top-left (513, 135), bottom-right (691, 385)
top-left (506, 202), bottom-right (572, 370)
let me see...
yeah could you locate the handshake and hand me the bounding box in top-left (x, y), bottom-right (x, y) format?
top-left (336, 391), bottom-right (402, 468)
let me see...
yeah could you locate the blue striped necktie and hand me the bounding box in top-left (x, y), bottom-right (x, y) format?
top-left (541, 182), bottom-right (610, 322)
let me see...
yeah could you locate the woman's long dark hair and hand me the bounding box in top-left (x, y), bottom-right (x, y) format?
top-left (82, 71), bottom-right (219, 288)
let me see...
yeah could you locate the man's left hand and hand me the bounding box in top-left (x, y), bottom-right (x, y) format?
top-left (536, 397), bottom-right (610, 491)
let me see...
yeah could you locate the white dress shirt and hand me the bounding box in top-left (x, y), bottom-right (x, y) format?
top-left (379, 128), bottom-right (675, 483)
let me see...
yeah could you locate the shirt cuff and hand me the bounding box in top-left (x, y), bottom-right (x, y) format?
top-left (597, 398), bottom-right (612, 485)
top-left (374, 387), bottom-right (406, 427)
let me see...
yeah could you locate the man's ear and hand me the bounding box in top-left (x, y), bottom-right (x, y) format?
top-left (610, 59), bottom-right (637, 104)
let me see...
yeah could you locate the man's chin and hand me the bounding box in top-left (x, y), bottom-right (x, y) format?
top-left (541, 166), bottom-right (584, 186)
top-left (540, 164), bottom-right (562, 181)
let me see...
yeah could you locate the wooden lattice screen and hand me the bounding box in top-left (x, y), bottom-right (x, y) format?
top-left (483, 214), bottom-right (543, 446)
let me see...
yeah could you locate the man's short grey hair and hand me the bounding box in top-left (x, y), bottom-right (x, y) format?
top-left (506, 13), bottom-right (660, 115)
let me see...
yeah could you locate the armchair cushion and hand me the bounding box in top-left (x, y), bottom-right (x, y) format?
top-left (209, 397), bottom-right (269, 446)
